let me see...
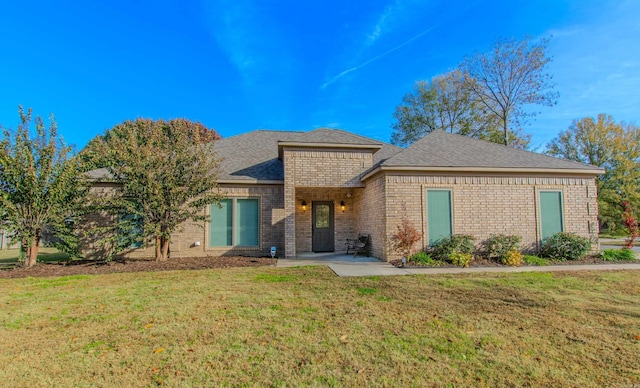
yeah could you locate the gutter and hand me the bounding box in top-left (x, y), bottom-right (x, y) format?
top-left (361, 165), bottom-right (605, 181)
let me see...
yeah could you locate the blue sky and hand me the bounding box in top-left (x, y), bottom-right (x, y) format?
top-left (1, 0), bottom-right (638, 151)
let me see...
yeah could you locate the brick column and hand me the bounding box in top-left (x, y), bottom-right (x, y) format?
top-left (283, 150), bottom-right (296, 258)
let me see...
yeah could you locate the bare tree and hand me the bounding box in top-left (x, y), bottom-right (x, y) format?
top-left (391, 70), bottom-right (529, 148)
top-left (460, 36), bottom-right (558, 146)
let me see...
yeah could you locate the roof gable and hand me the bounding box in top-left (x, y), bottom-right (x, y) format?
top-left (213, 128), bottom-right (401, 182)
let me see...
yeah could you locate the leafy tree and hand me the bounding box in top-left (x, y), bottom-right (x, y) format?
top-left (89, 118), bottom-right (223, 261)
top-left (546, 114), bottom-right (640, 231)
top-left (80, 119), bottom-right (221, 171)
top-left (0, 107), bottom-right (86, 267)
top-left (391, 71), bottom-right (530, 148)
top-left (460, 36), bottom-right (558, 146)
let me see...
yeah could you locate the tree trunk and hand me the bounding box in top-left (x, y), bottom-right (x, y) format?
top-left (24, 236), bottom-right (39, 268)
top-left (503, 118), bottom-right (508, 146)
top-left (155, 236), bottom-right (170, 261)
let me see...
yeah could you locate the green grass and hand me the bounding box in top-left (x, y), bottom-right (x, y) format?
top-left (522, 255), bottom-right (550, 266)
top-left (601, 248), bottom-right (638, 261)
top-left (0, 247), bottom-right (70, 264)
top-left (1, 267), bottom-right (639, 386)
top-left (599, 240), bottom-right (638, 247)
top-left (599, 230), bottom-right (630, 239)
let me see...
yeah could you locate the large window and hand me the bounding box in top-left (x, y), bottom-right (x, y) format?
top-left (118, 214), bottom-right (143, 249)
top-left (210, 198), bottom-right (259, 247)
top-left (539, 191), bottom-right (564, 240)
top-left (426, 189), bottom-right (453, 245)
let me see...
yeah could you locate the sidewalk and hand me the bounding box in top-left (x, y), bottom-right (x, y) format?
top-left (277, 253), bottom-right (640, 277)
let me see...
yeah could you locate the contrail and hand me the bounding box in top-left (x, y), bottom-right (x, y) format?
top-left (321, 23), bottom-right (441, 89)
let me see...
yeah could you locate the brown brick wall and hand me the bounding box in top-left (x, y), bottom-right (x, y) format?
top-left (381, 173), bottom-right (600, 261)
top-left (282, 147), bottom-right (375, 257)
top-left (354, 176), bottom-right (386, 259)
top-left (286, 148), bottom-right (373, 188)
top-left (81, 183), bottom-right (286, 259)
top-left (294, 188), bottom-right (358, 254)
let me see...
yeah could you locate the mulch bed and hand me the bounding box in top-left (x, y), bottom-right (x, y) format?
top-left (390, 255), bottom-right (635, 268)
top-left (0, 256), bottom-right (275, 279)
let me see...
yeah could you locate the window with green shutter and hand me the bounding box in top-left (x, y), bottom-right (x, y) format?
top-left (539, 191), bottom-right (564, 240)
top-left (427, 189), bottom-right (453, 245)
top-left (210, 198), bottom-right (259, 247)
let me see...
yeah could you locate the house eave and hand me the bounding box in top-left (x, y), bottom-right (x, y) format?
top-left (361, 166), bottom-right (605, 181)
top-left (217, 179), bottom-right (284, 185)
top-left (277, 142), bottom-right (382, 159)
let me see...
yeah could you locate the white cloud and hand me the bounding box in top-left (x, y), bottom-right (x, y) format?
top-left (366, 0), bottom-right (404, 46)
top-left (201, 0), bottom-right (291, 88)
top-left (322, 24), bottom-right (440, 89)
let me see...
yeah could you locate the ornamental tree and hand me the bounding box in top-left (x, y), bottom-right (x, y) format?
top-left (87, 118), bottom-right (223, 261)
top-left (621, 202), bottom-right (638, 249)
top-left (391, 206), bottom-right (422, 260)
top-left (0, 106), bottom-right (86, 267)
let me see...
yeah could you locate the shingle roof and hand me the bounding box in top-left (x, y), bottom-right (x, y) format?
top-left (381, 130), bottom-right (603, 172)
top-left (213, 128), bottom-right (401, 182)
top-left (87, 129), bottom-right (602, 184)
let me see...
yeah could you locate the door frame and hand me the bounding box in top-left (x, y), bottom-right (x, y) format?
top-left (312, 201), bottom-right (335, 252)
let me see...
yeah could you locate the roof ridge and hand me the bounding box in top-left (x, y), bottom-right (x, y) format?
top-left (218, 129), bottom-right (306, 141)
top-left (308, 127), bottom-right (401, 147)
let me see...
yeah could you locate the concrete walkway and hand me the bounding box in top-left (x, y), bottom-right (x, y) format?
top-left (277, 252), bottom-right (640, 277)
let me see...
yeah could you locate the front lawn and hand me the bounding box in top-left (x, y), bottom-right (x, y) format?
top-left (1, 267), bottom-right (639, 386)
top-left (0, 247), bottom-right (70, 264)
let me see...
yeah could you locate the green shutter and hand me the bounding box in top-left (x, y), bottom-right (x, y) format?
top-left (237, 199), bottom-right (259, 246)
top-left (427, 190), bottom-right (452, 245)
top-left (210, 200), bottom-right (232, 246)
top-left (540, 191), bottom-right (563, 240)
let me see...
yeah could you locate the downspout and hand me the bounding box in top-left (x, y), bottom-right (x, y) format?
top-left (533, 186), bottom-right (540, 253)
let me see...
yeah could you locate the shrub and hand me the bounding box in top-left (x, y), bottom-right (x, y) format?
top-left (601, 249), bottom-right (638, 261)
top-left (408, 251), bottom-right (443, 266)
top-left (523, 255), bottom-right (549, 266)
top-left (430, 234), bottom-right (475, 261)
top-left (539, 232), bottom-right (591, 261)
top-left (502, 249), bottom-right (523, 266)
top-left (483, 234), bottom-right (521, 262)
top-left (621, 201), bottom-right (639, 249)
top-left (391, 208), bottom-right (422, 259)
top-left (449, 251), bottom-right (473, 268)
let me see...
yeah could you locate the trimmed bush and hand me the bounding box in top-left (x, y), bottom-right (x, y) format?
top-left (601, 249), bottom-right (638, 261)
top-left (449, 251), bottom-right (474, 268)
top-left (430, 234), bottom-right (475, 261)
top-left (502, 249), bottom-right (523, 266)
top-left (483, 234), bottom-right (521, 262)
top-left (523, 255), bottom-right (549, 266)
top-left (539, 232), bottom-right (591, 261)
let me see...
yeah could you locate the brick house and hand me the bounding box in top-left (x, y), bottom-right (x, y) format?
top-left (85, 128), bottom-right (603, 261)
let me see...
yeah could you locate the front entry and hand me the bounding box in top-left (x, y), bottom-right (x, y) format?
top-left (312, 201), bottom-right (335, 252)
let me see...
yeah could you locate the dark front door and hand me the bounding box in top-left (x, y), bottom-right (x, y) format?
top-left (312, 201), bottom-right (334, 252)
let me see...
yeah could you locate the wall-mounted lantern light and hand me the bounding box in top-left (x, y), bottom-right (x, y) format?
top-left (340, 200), bottom-right (346, 212)
top-left (301, 200), bottom-right (307, 212)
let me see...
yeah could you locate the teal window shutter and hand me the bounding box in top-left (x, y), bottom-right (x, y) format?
top-left (540, 191), bottom-right (564, 240)
top-left (210, 199), bottom-right (233, 246)
top-left (236, 199), bottom-right (259, 246)
top-left (427, 190), bottom-right (452, 245)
